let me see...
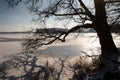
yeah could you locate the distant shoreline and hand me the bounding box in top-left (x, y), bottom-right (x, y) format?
top-left (0, 32), bottom-right (32, 34)
top-left (0, 32), bottom-right (96, 34)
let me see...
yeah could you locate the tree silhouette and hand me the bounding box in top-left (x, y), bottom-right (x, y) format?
top-left (5, 0), bottom-right (120, 79)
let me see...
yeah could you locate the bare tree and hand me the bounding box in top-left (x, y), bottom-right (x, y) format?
top-left (5, 0), bottom-right (120, 79)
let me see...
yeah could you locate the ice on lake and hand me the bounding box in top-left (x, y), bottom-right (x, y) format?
top-left (0, 33), bottom-right (119, 60)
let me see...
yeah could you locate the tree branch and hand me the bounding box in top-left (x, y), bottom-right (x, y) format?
top-left (105, 0), bottom-right (120, 3)
top-left (78, 0), bottom-right (95, 20)
top-left (23, 23), bottom-right (93, 50)
top-left (63, 24), bottom-right (93, 41)
top-left (41, 11), bottom-right (87, 16)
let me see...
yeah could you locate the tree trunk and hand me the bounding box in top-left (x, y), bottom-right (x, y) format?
top-left (96, 23), bottom-right (119, 69)
top-left (89, 0), bottom-right (120, 79)
top-left (93, 0), bottom-right (119, 69)
top-left (96, 24), bottom-right (118, 54)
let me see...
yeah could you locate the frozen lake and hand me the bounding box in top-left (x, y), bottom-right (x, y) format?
top-left (0, 33), bottom-right (119, 60)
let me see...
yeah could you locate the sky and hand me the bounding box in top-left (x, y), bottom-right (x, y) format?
top-left (0, 0), bottom-right (67, 32)
top-left (0, 0), bottom-right (93, 32)
top-left (0, 0), bottom-right (75, 32)
top-left (0, 0), bottom-right (39, 32)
